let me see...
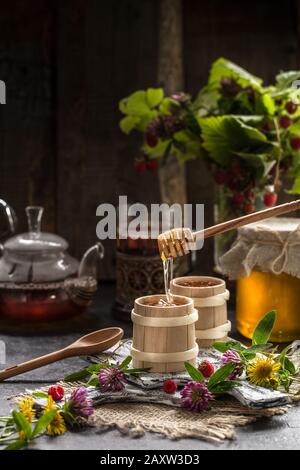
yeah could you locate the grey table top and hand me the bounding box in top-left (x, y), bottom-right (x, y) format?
top-left (0, 283), bottom-right (299, 450)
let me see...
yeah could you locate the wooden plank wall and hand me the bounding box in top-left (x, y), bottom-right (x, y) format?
top-left (0, 0), bottom-right (299, 278)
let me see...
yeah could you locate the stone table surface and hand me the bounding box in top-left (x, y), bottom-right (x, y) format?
top-left (0, 283), bottom-right (299, 451)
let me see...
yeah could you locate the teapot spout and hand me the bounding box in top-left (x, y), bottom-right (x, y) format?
top-left (78, 242), bottom-right (104, 278)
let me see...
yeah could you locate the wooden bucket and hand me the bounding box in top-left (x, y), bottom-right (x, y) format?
top-left (131, 294), bottom-right (198, 373)
top-left (170, 276), bottom-right (230, 348)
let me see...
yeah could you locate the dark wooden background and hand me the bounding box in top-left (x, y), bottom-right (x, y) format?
top-left (0, 0), bottom-right (299, 279)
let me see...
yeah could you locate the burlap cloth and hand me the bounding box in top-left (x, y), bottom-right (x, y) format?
top-left (220, 217), bottom-right (300, 279)
top-left (12, 380), bottom-right (294, 443)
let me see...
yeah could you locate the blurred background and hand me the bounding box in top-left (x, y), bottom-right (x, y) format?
top-left (0, 0), bottom-right (299, 280)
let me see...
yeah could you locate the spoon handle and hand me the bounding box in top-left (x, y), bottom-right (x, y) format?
top-left (0, 349), bottom-right (68, 381)
top-left (194, 199), bottom-right (300, 241)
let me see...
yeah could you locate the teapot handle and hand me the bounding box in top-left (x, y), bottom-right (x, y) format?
top-left (78, 242), bottom-right (104, 278)
top-left (0, 199), bottom-right (17, 239)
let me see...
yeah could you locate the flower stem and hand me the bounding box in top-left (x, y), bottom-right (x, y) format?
top-left (273, 117), bottom-right (282, 191)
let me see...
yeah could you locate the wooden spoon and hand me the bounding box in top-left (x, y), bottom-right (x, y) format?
top-left (0, 327), bottom-right (124, 381)
top-left (158, 199), bottom-right (300, 258)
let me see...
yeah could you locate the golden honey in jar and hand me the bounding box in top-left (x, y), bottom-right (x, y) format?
top-left (236, 271), bottom-right (300, 342)
top-left (220, 217), bottom-right (300, 343)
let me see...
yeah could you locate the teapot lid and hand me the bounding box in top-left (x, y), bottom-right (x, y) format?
top-left (4, 206), bottom-right (68, 255)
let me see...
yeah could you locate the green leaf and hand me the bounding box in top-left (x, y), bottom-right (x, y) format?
top-left (32, 392), bottom-right (49, 399)
top-left (185, 110), bottom-right (201, 136)
top-left (275, 71), bottom-right (300, 91)
top-left (119, 98), bottom-right (128, 114)
top-left (208, 363), bottom-right (236, 390)
top-left (87, 373), bottom-right (100, 387)
top-left (279, 345), bottom-right (296, 375)
top-left (146, 88), bottom-right (164, 108)
top-left (120, 115), bottom-right (140, 134)
top-left (119, 355), bottom-right (132, 370)
top-left (209, 380), bottom-right (241, 394)
top-left (289, 174), bottom-right (300, 194)
top-left (12, 411), bottom-right (32, 440)
top-left (64, 363), bottom-right (111, 382)
top-left (4, 439), bottom-right (26, 451)
top-left (32, 410), bottom-right (57, 438)
top-left (255, 93), bottom-right (275, 116)
top-left (244, 343), bottom-right (273, 353)
top-left (288, 120), bottom-right (300, 136)
top-left (281, 356), bottom-right (296, 375)
top-left (199, 115), bottom-right (271, 165)
top-left (159, 97), bottom-right (179, 115)
top-left (213, 340), bottom-right (245, 353)
top-left (208, 57), bottom-right (263, 91)
top-left (64, 368), bottom-right (91, 382)
top-left (143, 138), bottom-right (172, 158)
top-left (252, 311), bottom-right (276, 345)
top-left (126, 91), bottom-right (150, 116)
top-left (184, 362), bottom-right (204, 382)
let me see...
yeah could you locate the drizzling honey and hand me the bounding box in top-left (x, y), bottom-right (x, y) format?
top-left (162, 255), bottom-right (174, 305)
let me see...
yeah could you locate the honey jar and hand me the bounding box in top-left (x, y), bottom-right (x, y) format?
top-left (220, 217), bottom-right (300, 343)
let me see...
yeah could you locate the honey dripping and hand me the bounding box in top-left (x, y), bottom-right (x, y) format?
top-left (161, 252), bottom-right (174, 305)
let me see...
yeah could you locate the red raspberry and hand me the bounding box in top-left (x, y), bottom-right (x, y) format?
top-left (244, 203), bottom-right (255, 214)
top-left (146, 131), bottom-right (158, 148)
top-left (48, 385), bottom-right (64, 402)
top-left (291, 137), bottom-right (300, 150)
top-left (163, 379), bottom-right (177, 394)
top-left (261, 121), bottom-right (273, 132)
top-left (214, 169), bottom-right (227, 185)
top-left (279, 115), bottom-right (292, 129)
top-left (198, 360), bottom-right (215, 378)
top-left (232, 192), bottom-right (244, 208)
top-left (263, 192), bottom-right (277, 207)
top-left (285, 101), bottom-right (298, 115)
top-left (245, 190), bottom-right (255, 202)
top-left (135, 160), bottom-right (146, 173)
top-left (146, 159), bottom-right (158, 172)
top-left (230, 160), bottom-right (241, 177)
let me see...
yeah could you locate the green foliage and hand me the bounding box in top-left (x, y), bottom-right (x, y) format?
top-left (184, 362), bottom-right (204, 382)
top-left (119, 59), bottom-right (300, 194)
top-left (252, 311), bottom-right (276, 345)
top-left (207, 363), bottom-right (236, 390)
top-left (208, 57), bottom-right (263, 91)
top-left (199, 115), bottom-right (273, 166)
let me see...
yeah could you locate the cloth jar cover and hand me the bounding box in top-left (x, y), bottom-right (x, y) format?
top-left (220, 217), bottom-right (300, 279)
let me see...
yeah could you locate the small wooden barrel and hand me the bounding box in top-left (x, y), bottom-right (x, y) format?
top-left (131, 294), bottom-right (198, 373)
top-left (170, 276), bottom-right (230, 348)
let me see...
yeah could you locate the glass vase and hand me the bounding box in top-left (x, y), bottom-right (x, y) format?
top-left (213, 186), bottom-right (263, 272)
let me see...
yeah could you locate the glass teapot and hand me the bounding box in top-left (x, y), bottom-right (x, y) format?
top-left (0, 204), bottom-right (104, 322)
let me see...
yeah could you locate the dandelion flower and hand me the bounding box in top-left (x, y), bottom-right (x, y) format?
top-left (247, 356), bottom-right (280, 389)
top-left (44, 395), bottom-right (57, 412)
top-left (19, 397), bottom-right (35, 422)
top-left (47, 412), bottom-right (67, 436)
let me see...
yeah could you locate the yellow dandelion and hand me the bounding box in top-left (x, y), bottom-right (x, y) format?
top-left (19, 397), bottom-right (35, 422)
top-left (47, 412), bottom-right (67, 436)
top-left (43, 395), bottom-right (66, 436)
top-left (44, 395), bottom-right (56, 413)
top-left (247, 356), bottom-right (280, 389)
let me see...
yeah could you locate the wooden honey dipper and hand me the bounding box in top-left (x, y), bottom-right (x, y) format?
top-left (158, 199), bottom-right (300, 259)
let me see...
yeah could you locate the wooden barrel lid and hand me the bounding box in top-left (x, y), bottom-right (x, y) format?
top-left (170, 276), bottom-right (225, 298)
top-left (134, 294), bottom-right (194, 318)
